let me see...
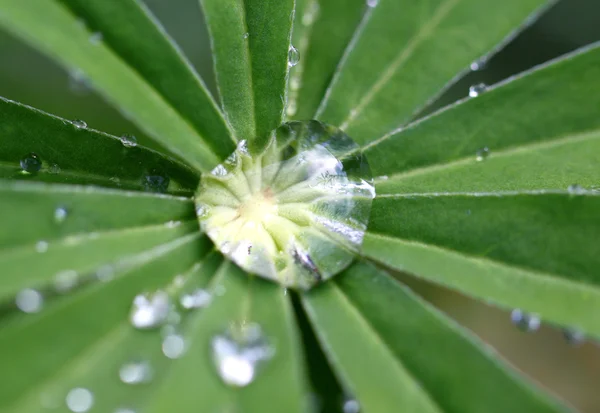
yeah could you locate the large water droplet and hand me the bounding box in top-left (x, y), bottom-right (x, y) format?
top-left (510, 309), bottom-right (540, 332)
top-left (162, 333), bottom-right (186, 359)
top-left (15, 288), bottom-right (43, 313)
top-left (143, 168), bottom-right (170, 193)
top-left (468, 83), bottom-right (487, 97)
top-left (20, 153), bottom-right (42, 174)
top-left (129, 291), bottom-right (171, 329)
top-left (120, 134), bottom-right (137, 148)
top-left (288, 45), bottom-right (300, 67)
top-left (211, 323), bottom-right (275, 387)
top-left (195, 120), bottom-right (375, 290)
top-left (66, 388), bottom-right (94, 413)
top-left (180, 288), bottom-right (212, 310)
top-left (119, 360), bottom-right (153, 384)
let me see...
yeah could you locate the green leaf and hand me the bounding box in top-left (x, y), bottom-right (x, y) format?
top-left (0, 180), bottom-right (195, 248)
top-left (0, 0), bottom-right (221, 171)
top-left (305, 262), bottom-right (570, 413)
top-left (0, 232), bottom-right (211, 412)
top-left (148, 264), bottom-right (307, 413)
top-left (364, 191), bottom-right (600, 337)
top-left (315, 0), bottom-right (552, 145)
top-left (0, 97), bottom-right (198, 193)
top-left (200, 0), bottom-right (294, 146)
top-left (288, 0), bottom-right (365, 120)
top-left (364, 43), bottom-right (600, 179)
top-left (57, 0), bottom-right (236, 160)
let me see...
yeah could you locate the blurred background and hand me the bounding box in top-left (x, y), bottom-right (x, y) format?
top-left (1, 0), bottom-right (599, 411)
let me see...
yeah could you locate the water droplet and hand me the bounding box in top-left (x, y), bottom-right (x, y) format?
top-left (143, 168), bottom-right (170, 193)
top-left (243, 32), bottom-right (250, 39)
top-left (15, 288), bottom-right (43, 313)
top-left (20, 153), bottom-right (42, 174)
top-left (54, 206), bottom-right (68, 223)
top-left (180, 289), bottom-right (212, 310)
top-left (302, 1), bottom-right (320, 26)
top-left (119, 360), bottom-right (153, 384)
top-left (36, 240), bottom-right (49, 253)
top-left (89, 31), bottom-right (103, 45)
top-left (48, 163), bottom-right (61, 174)
top-left (470, 59), bottom-right (487, 71)
top-left (211, 323), bottom-right (275, 387)
top-left (568, 184), bottom-right (586, 194)
top-left (120, 134), bottom-right (137, 148)
top-left (343, 398), bottom-right (360, 413)
top-left (114, 409), bottom-right (136, 413)
top-left (72, 119), bottom-right (88, 129)
top-left (475, 147), bottom-right (490, 162)
top-left (68, 69), bottom-right (91, 94)
top-left (165, 220), bottom-right (181, 229)
top-left (96, 264), bottom-right (115, 282)
top-left (162, 334), bottom-right (186, 359)
top-left (129, 291), bottom-right (171, 329)
top-left (510, 309), bottom-right (540, 332)
top-left (66, 388), bottom-right (94, 413)
top-left (469, 83), bottom-right (487, 97)
top-left (563, 328), bottom-right (585, 346)
top-left (366, 0), bottom-right (379, 7)
top-left (54, 270), bottom-right (78, 293)
top-left (195, 120), bottom-right (375, 290)
top-left (288, 45), bottom-right (300, 67)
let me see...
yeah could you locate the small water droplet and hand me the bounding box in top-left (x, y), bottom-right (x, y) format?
top-left (475, 147), bottom-right (490, 162)
top-left (110, 176), bottom-right (121, 186)
top-left (288, 45), bottom-right (300, 67)
top-left (211, 323), bottom-right (275, 387)
top-left (470, 59), bottom-right (487, 71)
top-left (119, 360), bottom-right (153, 384)
top-left (20, 153), bottom-right (42, 174)
top-left (510, 309), bottom-right (540, 332)
top-left (114, 409), bottom-right (136, 413)
top-left (162, 334), bottom-right (186, 359)
top-left (36, 240), bottom-right (49, 253)
top-left (366, 0), bottom-right (379, 7)
top-left (89, 31), bottom-right (103, 45)
top-left (302, 1), bottom-right (320, 25)
top-left (72, 119), bottom-right (88, 129)
top-left (54, 206), bottom-right (68, 223)
top-left (195, 204), bottom-right (209, 218)
top-left (180, 289), bottom-right (212, 310)
top-left (243, 32), bottom-right (250, 39)
top-left (568, 184), bottom-right (586, 195)
top-left (343, 398), bottom-right (360, 413)
top-left (469, 83), bottom-right (487, 97)
top-left (120, 134), bottom-right (137, 148)
top-left (129, 291), bottom-right (171, 329)
top-left (96, 264), bottom-right (115, 282)
top-left (15, 288), bottom-right (43, 313)
top-left (66, 388), bottom-right (94, 413)
top-left (143, 168), bottom-right (170, 193)
top-left (563, 328), bottom-right (585, 346)
top-left (48, 163), bottom-right (61, 174)
top-left (54, 270), bottom-right (78, 293)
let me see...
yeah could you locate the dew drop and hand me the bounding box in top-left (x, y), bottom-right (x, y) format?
top-left (243, 32), bottom-right (250, 39)
top-left (48, 163), bottom-right (62, 174)
top-left (180, 288), bottom-right (212, 310)
top-left (54, 206), bottom-right (68, 223)
top-left (20, 153), bottom-right (42, 174)
top-left (129, 291), bottom-right (171, 329)
top-left (15, 288), bottom-right (43, 313)
top-left (54, 270), bottom-right (78, 293)
top-left (143, 168), bottom-right (170, 193)
top-left (288, 45), bottom-right (300, 67)
top-left (36, 240), bottom-right (49, 253)
top-left (568, 184), bottom-right (586, 195)
top-left (366, 0), bottom-right (379, 7)
top-left (195, 204), bottom-right (209, 218)
top-left (468, 83), bottom-right (487, 97)
top-left (211, 323), bottom-right (275, 387)
top-left (563, 328), bottom-right (585, 346)
top-left (66, 388), bottom-right (94, 413)
top-left (343, 398), bottom-right (360, 413)
top-left (119, 360), bottom-right (153, 384)
top-left (475, 147), bottom-right (490, 162)
top-left (470, 59), bottom-right (487, 71)
top-left (162, 334), bottom-right (186, 359)
top-left (510, 309), bottom-right (540, 332)
top-left (72, 119), bottom-right (88, 129)
top-left (165, 220), bottom-right (181, 229)
top-left (89, 31), bottom-right (103, 45)
top-left (120, 134), bottom-right (137, 148)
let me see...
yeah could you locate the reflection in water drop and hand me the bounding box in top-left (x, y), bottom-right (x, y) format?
top-left (162, 334), bottom-right (186, 359)
top-left (288, 45), bottom-right (300, 67)
top-left (119, 360), bottom-right (153, 384)
top-left (15, 288), bottom-right (43, 313)
top-left (20, 153), bottom-right (42, 174)
top-left (510, 309), bottom-right (540, 332)
top-left (468, 83), bottom-right (487, 97)
top-left (195, 120), bottom-right (375, 290)
top-left (129, 291), bottom-right (171, 329)
top-left (211, 323), bottom-right (275, 387)
top-left (66, 388), bottom-right (94, 413)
